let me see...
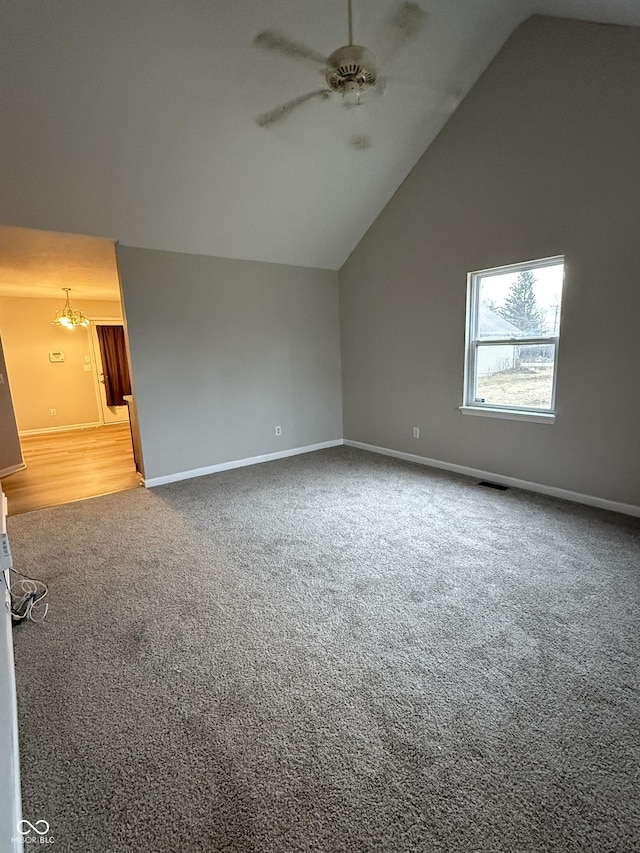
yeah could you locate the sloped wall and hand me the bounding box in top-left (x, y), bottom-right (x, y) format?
top-left (340, 16), bottom-right (640, 507)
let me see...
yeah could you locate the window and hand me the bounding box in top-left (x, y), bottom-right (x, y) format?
top-left (462, 256), bottom-right (564, 422)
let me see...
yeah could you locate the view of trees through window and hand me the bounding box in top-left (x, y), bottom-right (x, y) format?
top-left (471, 259), bottom-right (564, 411)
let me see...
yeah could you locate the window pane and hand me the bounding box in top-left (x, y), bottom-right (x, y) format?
top-left (475, 344), bottom-right (556, 410)
top-left (477, 263), bottom-right (563, 339)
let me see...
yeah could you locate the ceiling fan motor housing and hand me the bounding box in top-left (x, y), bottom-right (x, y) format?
top-left (326, 45), bottom-right (377, 95)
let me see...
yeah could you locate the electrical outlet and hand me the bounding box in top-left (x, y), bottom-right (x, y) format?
top-left (50, 408), bottom-right (57, 416)
top-left (412, 427), bottom-right (420, 439)
top-left (83, 364), bottom-right (92, 371)
top-left (274, 425), bottom-right (282, 436)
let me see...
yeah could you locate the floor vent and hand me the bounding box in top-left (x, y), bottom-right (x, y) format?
top-left (478, 480), bottom-right (510, 491)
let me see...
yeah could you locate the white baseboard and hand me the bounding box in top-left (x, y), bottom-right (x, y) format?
top-left (345, 440), bottom-right (640, 518)
top-left (143, 435), bottom-right (639, 517)
top-left (19, 421), bottom-right (102, 437)
top-left (143, 440), bottom-right (344, 488)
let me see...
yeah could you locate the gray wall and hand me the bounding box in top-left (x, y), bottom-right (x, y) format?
top-left (0, 334), bottom-right (23, 478)
top-left (340, 15), bottom-right (640, 507)
top-left (117, 246), bottom-right (342, 481)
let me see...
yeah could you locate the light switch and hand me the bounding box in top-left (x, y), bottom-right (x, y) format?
top-left (83, 364), bottom-right (92, 372)
top-left (84, 355), bottom-right (91, 363)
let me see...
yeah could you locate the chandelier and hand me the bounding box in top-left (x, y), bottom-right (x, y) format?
top-left (52, 288), bottom-right (90, 328)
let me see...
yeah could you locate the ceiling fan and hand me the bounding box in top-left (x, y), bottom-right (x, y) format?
top-left (252, 1), bottom-right (426, 132)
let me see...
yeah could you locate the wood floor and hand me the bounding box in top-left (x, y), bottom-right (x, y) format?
top-left (1, 423), bottom-right (142, 516)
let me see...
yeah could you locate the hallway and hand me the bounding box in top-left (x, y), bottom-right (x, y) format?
top-left (1, 424), bottom-right (141, 515)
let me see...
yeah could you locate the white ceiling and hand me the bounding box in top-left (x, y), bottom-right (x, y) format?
top-left (1, 0), bottom-right (639, 272)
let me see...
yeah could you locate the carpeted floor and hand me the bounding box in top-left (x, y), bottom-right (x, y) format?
top-left (8, 446), bottom-right (640, 852)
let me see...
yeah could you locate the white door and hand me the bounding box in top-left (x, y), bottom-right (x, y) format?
top-left (89, 322), bottom-right (130, 425)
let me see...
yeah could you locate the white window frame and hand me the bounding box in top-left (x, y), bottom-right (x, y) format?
top-left (461, 256), bottom-right (564, 424)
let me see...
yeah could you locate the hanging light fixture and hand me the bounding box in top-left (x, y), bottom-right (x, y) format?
top-left (52, 288), bottom-right (90, 329)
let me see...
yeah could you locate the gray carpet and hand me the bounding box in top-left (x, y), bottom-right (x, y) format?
top-left (8, 446), bottom-right (640, 852)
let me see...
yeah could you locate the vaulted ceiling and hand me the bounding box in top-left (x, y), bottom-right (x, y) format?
top-left (1, 0), bottom-right (640, 272)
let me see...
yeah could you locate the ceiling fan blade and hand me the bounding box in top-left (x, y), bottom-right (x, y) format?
top-left (253, 30), bottom-right (327, 68)
top-left (377, 2), bottom-right (426, 65)
top-left (255, 89), bottom-right (331, 128)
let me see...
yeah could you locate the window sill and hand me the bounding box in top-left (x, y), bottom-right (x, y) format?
top-left (459, 406), bottom-right (556, 424)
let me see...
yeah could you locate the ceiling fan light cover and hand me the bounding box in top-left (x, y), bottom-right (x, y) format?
top-left (325, 45), bottom-right (377, 95)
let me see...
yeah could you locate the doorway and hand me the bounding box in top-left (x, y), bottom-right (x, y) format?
top-left (89, 320), bottom-right (130, 425)
top-left (0, 225), bottom-right (142, 515)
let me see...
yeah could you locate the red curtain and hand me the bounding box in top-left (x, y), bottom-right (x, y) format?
top-left (96, 325), bottom-right (132, 407)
